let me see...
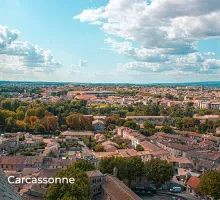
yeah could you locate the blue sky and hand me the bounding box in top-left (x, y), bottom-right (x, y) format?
top-left (0, 0), bottom-right (220, 83)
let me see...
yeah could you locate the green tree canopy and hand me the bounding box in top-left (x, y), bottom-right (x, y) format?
top-left (99, 156), bottom-right (145, 187)
top-left (143, 120), bottom-right (154, 129)
top-left (160, 125), bottom-right (173, 133)
top-left (93, 144), bottom-right (105, 152)
top-left (45, 160), bottom-right (94, 200)
top-left (145, 158), bottom-right (174, 189)
top-left (199, 170), bottom-right (220, 200)
top-left (135, 144), bottom-right (144, 151)
top-left (123, 119), bottom-right (139, 130)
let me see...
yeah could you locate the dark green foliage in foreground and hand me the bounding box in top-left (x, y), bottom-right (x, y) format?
top-left (145, 158), bottom-right (174, 189)
top-left (99, 156), bottom-right (145, 187)
top-left (199, 171), bottom-right (220, 200)
top-left (45, 160), bottom-right (95, 200)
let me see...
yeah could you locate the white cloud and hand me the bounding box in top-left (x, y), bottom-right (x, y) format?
top-left (204, 52), bottom-right (215, 56)
top-left (105, 37), bottom-right (169, 62)
top-left (70, 60), bottom-right (88, 68)
top-left (0, 25), bottom-right (62, 75)
top-left (74, 0), bottom-right (220, 54)
top-left (74, 0), bottom-right (220, 76)
top-left (0, 25), bottom-right (19, 48)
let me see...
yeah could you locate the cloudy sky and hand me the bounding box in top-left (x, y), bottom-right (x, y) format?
top-left (0, 0), bottom-right (220, 83)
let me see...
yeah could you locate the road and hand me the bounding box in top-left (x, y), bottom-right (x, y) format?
top-left (140, 195), bottom-right (171, 200)
top-left (139, 193), bottom-right (198, 200)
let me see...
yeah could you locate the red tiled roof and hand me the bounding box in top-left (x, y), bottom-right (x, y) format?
top-left (75, 94), bottom-right (96, 100)
top-left (62, 131), bottom-right (94, 136)
top-left (103, 175), bottom-right (141, 200)
top-left (0, 156), bottom-right (26, 165)
top-left (140, 140), bottom-right (161, 151)
top-left (187, 177), bottom-right (200, 189)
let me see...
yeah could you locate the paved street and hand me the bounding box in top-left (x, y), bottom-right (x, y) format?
top-left (140, 195), bottom-right (171, 200)
top-left (139, 193), bottom-right (198, 200)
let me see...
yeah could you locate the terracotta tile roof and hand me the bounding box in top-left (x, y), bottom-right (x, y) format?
top-left (140, 141), bottom-right (161, 151)
top-left (147, 135), bottom-right (158, 140)
top-left (86, 170), bottom-right (103, 178)
top-left (187, 176), bottom-right (200, 189)
top-left (175, 130), bottom-right (202, 137)
top-left (168, 156), bottom-right (192, 165)
top-left (101, 141), bottom-right (119, 148)
top-left (75, 94), bottom-right (97, 100)
top-left (103, 175), bottom-right (141, 200)
top-left (22, 168), bottom-right (39, 176)
top-left (0, 156), bottom-right (26, 165)
top-left (199, 140), bottom-right (214, 147)
top-left (159, 140), bottom-right (198, 151)
top-left (188, 151), bottom-right (220, 161)
top-left (62, 131), bottom-right (94, 136)
top-left (34, 168), bottom-right (60, 178)
top-left (197, 160), bottom-right (214, 170)
top-left (24, 156), bottom-right (43, 165)
top-left (151, 149), bottom-right (169, 156)
top-left (43, 157), bottom-right (73, 167)
top-left (93, 152), bottom-right (116, 159)
top-left (104, 145), bottom-right (117, 152)
top-left (116, 149), bottom-right (138, 157)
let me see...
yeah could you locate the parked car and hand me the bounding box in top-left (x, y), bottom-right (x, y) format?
top-left (132, 186), bottom-right (156, 196)
top-left (170, 186), bottom-right (182, 193)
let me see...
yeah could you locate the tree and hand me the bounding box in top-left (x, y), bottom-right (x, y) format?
top-left (160, 125), bottom-right (173, 133)
top-left (16, 120), bottom-right (27, 131)
top-left (126, 156), bottom-right (145, 187)
top-left (26, 108), bottom-right (36, 117)
top-left (116, 118), bottom-right (126, 126)
top-left (143, 120), bottom-right (154, 129)
top-left (42, 115), bottom-right (58, 132)
top-left (66, 114), bottom-right (92, 130)
top-left (45, 161), bottom-right (92, 200)
top-left (135, 144), bottom-right (144, 151)
top-left (104, 116), bottom-right (117, 127)
top-left (199, 171), bottom-right (220, 200)
top-left (5, 117), bottom-right (16, 132)
top-left (34, 123), bottom-right (46, 132)
top-left (47, 151), bottom-right (57, 158)
top-left (1, 99), bottom-right (13, 110)
top-left (98, 156), bottom-right (145, 187)
top-left (99, 157), bottom-right (116, 174)
top-left (57, 113), bottom-right (63, 127)
top-left (72, 160), bottom-right (95, 171)
top-left (29, 116), bottom-right (39, 126)
top-left (35, 107), bottom-right (45, 119)
top-left (11, 99), bottom-right (20, 111)
top-left (0, 110), bottom-right (16, 127)
top-left (139, 128), bottom-right (156, 136)
top-left (123, 119), bottom-right (139, 130)
top-left (93, 144), bottom-right (105, 152)
top-left (61, 196), bottom-right (77, 200)
top-left (16, 111), bottom-right (25, 120)
top-left (145, 158), bottom-right (174, 189)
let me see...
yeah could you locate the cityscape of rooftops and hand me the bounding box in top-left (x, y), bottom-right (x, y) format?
top-left (0, 1), bottom-right (220, 200)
